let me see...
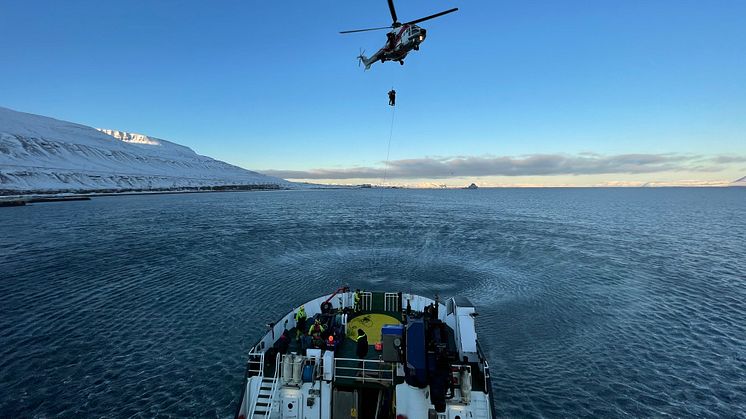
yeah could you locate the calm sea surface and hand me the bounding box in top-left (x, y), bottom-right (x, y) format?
top-left (1, 188), bottom-right (744, 418)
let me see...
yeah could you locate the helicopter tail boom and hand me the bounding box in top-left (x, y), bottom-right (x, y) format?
top-left (357, 52), bottom-right (375, 70)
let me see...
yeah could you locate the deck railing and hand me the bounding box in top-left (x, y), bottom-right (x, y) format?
top-left (333, 357), bottom-right (395, 385)
top-left (244, 350), bottom-right (263, 418)
top-left (246, 349), bottom-right (264, 376)
top-left (361, 292), bottom-right (372, 311)
top-left (477, 341), bottom-right (492, 393)
top-left (246, 351), bottom-right (281, 418)
top-left (265, 354), bottom-right (282, 414)
top-left (384, 292), bottom-right (399, 312)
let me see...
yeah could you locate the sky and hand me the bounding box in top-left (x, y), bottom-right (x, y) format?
top-left (1, 0), bottom-right (744, 186)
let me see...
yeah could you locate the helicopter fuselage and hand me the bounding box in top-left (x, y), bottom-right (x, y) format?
top-left (381, 25), bottom-right (427, 61)
top-left (370, 24), bottom-right (427, 65)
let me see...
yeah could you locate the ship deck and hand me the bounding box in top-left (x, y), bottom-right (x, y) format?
top-left (261, 309), bottom-right (486, 392)
top-left (237, 290), bottom-right (494, 419)
top-left (263, 311), bottom-right (401, 380)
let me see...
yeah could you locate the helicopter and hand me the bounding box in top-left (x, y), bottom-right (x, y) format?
top-left (340, 0), bottom-right (458, 70)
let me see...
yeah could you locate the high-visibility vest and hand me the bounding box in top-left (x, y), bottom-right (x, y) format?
top-left (308, 323), bottom-right (325, 335)
top-left (295, 308), bottom-right (306, 322)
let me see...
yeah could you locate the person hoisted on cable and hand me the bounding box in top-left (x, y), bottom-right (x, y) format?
top-left (388, 89), bottom-right (396, 106)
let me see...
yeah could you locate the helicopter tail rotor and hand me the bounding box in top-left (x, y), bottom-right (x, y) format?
top-left (357, 49), bottom-right (372, 70)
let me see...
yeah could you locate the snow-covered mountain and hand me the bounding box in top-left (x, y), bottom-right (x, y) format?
top-left (0, 106), bottom-right (292, 194)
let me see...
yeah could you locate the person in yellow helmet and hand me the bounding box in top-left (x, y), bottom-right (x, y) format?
top-left (308, 318), bottom-right (326, 349)
top-left (308, 318), bottom-right (325, 337)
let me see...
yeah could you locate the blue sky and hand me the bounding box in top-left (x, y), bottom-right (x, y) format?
top-left (1, 0), bottom-right (744, 185)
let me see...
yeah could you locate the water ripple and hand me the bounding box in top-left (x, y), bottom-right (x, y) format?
top-left (0, 188), bottom-right (744, 418)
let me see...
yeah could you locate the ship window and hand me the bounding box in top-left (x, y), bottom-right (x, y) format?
top-left (447, 299), bottom-right (454, 315)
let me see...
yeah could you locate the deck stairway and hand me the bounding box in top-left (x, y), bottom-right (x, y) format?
top-left (249, 377), bottom-right (277, 417)
top-left (246, 353), bottom-right (281, 418)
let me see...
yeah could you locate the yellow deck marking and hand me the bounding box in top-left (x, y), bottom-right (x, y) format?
top-left (346, 313), bottom-right (400, 342)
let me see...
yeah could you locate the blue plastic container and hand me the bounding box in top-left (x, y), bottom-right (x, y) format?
top-left (302, 364), bottom-right (313, 382)
top-left (381, 324), bottom-right (404, 337)
top-left (405, 319), bottom-right (427, 388)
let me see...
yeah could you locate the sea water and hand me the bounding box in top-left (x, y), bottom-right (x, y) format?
top-left (1, 188), bottom-right (744, 417)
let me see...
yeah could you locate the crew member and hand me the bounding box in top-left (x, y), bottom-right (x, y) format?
top-left (388, 89), bottom-right (396, 106)
top-left (356, 329), bottom-right (369, 358)
top-left (274, 330), bottom-right (290, 355)
top-left (356, 328), bottom-right (369, 374)
top-left (295, 305), bottom-right (307, 341)
top-left (386, 32), bottom-right (396, 50)
top-left (308, 318), bottom-right (326, 348)
top-left (354, 289), bottom-right (362, 312)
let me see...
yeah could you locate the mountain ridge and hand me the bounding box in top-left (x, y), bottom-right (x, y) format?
top-left (0, 106), bottom-right (292, 194)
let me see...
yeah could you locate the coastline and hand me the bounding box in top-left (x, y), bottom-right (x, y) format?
top-left (0, 183), bottom-right (362, 206)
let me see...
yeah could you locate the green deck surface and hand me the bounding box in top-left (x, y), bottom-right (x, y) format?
top-left (285, 311), bottom-right (399, 361)
top-left (270, 306), bottom-right (482, 392)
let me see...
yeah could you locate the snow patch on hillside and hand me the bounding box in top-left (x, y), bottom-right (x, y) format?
top-left (0, 106), bottom-right (293, 194)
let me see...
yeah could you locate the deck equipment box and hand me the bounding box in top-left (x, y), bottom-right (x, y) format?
top-left (381, 324), bottom-right (404, 362)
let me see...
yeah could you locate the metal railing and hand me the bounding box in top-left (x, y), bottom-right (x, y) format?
top-left (333, 357), bottom-right (394, 385)
top-left (265, 354), bottom-right (282, 414)
top-left (247, 351), bottom-right (281, 419)
top-left (384, 292), bottom-right (399, 312)
top-left (361, 292), bottom-right (372, 311)
top-left (477, 341), bottom-right (491, 393)
top-left (244, 351), bottom-right (262, 418)
top-left (246, 350), bottom-right (265, 377)
top-left (483, 359), bottom-right (491, 393)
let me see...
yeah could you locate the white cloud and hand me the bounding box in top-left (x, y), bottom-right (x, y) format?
top-left (263, 153), bottom-right (743, 180)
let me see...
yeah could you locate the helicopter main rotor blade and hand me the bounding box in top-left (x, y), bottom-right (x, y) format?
top-left (340, 26), bottom-right (392, 34)
top-left (404, 8), bottom-right (458, 26)
top-left (388, 0), bottom-right (398, 25)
